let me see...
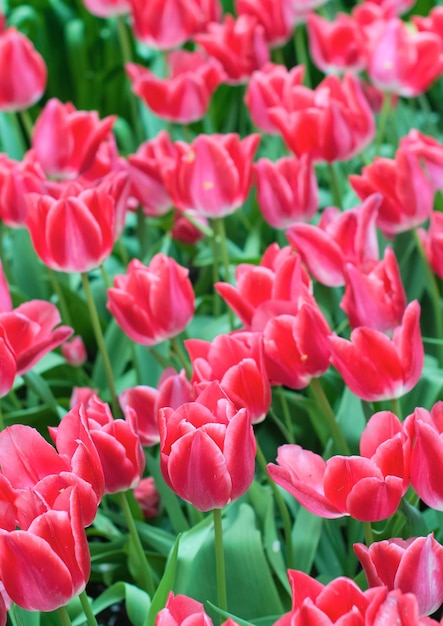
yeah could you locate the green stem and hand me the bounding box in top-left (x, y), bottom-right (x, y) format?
top-left (256, 444), bottom-right (293, 570)
top-left (0, 403), bottom-right (4, 431)
top-left (100, 264), bottom-right (112, 289)
top-left (308, 378), bottom-right (350, 455)
top-left (390, 396), bottom-right (402, 420)
top-left (278, 386), bottom-right (295, 444)
top-left (413, 228), bottom-right (443, 368)
top-left (213, 508), bottom-right (228, 616)
top-left (211, 225), bottom-right (222, 318)
top-left (18, 109), bottom-right (34, 144)
top-left (137, 206), bottom-right (148, 260)
top-left (294, 23), bottom-right (311, 87)
top-left (149, 345), bottom-right (172, 370)
top-left (79, 590), bottom-right (99, 626)
top-left (81, 272), bottom-right (120, 416)
top-left (48, 268), bottom-right (72, 326)
top-left (327, 162), bottom-right (342, 210)
top-left (118, 491), bottom-right (155, 597)
top-left (375, 92), bottom-right (392, 154)
top-left (212, 218), bottom-right (234, 330)
top-left (57, 606), bottom-right (73, 626)
top-left (170, 336), bottom-right (192, 378)
top-left (363, 521), bottom-right (375, 546)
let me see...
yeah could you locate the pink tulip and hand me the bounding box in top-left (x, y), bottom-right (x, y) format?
top-left (0, 151), bottom-right (46, 227)
top-left (134, 477), bottom-right (159, 519)
top-left (156, 592), bottom-right (213, 626)
top-left (62, 335), bottom-right (87, 367)
top-left (400, 130), bottom-right (443, 193)
top-left (236, 0), bottom-right (295, 47)
top-left (81, 0), bottom-right (130, 17)
top-left (159, 382), bottom-right (256, 511)
top-left (419, 212), bottom-right (443, 280)
top-left (107, 254), bottom-right (195, 346)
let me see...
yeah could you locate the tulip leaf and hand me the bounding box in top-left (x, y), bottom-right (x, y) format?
top-left (145, 534), bottom-right (181, 626)
top-left (291, 506), bottom-right (323, 574)
top-left (91, 320), bottom-right (131, 393)
top-left (0, 112), bottom-right (26, 158)
top-left (9, 605), bottom-right (40, 626)
top-left (9, 229), bottom-right (49, 301)
top-left (335, 387), bottom-right (366, 454)
top-left (71, 583), bottom-right (150, 626)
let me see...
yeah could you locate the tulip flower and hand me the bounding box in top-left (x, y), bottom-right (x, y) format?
top-left (268, 410), bottom-right (408, 521)
top-left (363, 0), bottom-right (415, 15)
top-left (0, 26), bottom-right (47, 111)
top-left (329, 300), bottom-right (423, 402)
top-left (413, 6), bottom-right (443, 40)
top-left (0, 262), bottom-right (11, 313)
top-left (400, 130), bottom-right (443, 193)
top-left (419, 212), bottom-right (443, 280)
top-left (134, 477), bottom-right (160, 519)
top-left (170, 209), bottom-right (208, 244)
top-left (195, 15), bottom-right (270, 85)
top-left (126, 51), bottom-right (224, 124)
top-left (156, 592), bottom-right (214, 626)
top-left (253, 155), bottom-right (318, 229)
top-left (269, 73), bottom-right (375, 162)
top-left (215, 244), bottom-right (313, 331)
top-left (349, 148), bottom-right (434, 238)
top-left (25, 187), bottom-right (116, 273)
top-left (307, 12), bottom-right (367, 74)
top-left (162, 133), bottom-right (260, 218)
top-left (185, 331), bottom-right (271, 423)
top-left (0, 326), bottom-right (16, 398)
top-left (159, 382), bottom-right (256, 511)
top-left (0, 300), bottom-right (72, 375)
top-left (365, 18), bottom-right (443, 97)
top-left (81, 0), bottom-right (130, 17)
top-left (62, 336), bottom-right (87, 367)
top-left (236, 0), bottom-right (295, 47)
top-left (0, 487), bottom-right (90, 612)
top-left (286, 194), bottom-right (380, 287)
top-left (340, 247), bottom-right (407, 332)
top-left (0, 151), bottom-right (46, 227)
top-left (107, 254), bottom-right (195, 346)
top-left (32, 98), bottom-right (116, 179)
top-left (366, 588), bottom-right (434, 626)
top-left (244, 63), bottom-right (305, 134)
top-left (128, 0), bottom-right (221, 50)
top-left (354, 534), bottom-right (443, 616)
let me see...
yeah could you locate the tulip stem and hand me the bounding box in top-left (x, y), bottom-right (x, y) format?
top-left (48, 268), bottom-right (72, 327)
top-left (212, 218), bottom-right (234, 330)
top-left (17, 109), bottom-right (34, 145)
top-left (390, 397), bottom-right (402, 420)
top-left (213, 508), bottom-right (228, 616)
top-left (413, 228), bottom-right (443, 369)
top-left (294, 23), bottom-right (311, 87)
top-left (81, 272), bottom-right (120, 417)
top-left (278, 386), bottom-right (295, 444)
top-left (327, 162), bottom-right (342, 210)
top-left (79, 590), bottom-right (99, 626)
top-left (118, 490), bottom-right (156, 597)
top-left (363, 521), bottom-right (375, 546)
top-left (57, 606), bottom-right (73, 626)
top-left (308, 378), bottom-right (350, 455)
top-left (256, 443), bottom-right (293, 570)
top-left (375, 92), bottom-right (392, 154)
top-left (170, 336), bottom-right (192, 378)
top-left (0, 403), bottom-right (4, 431)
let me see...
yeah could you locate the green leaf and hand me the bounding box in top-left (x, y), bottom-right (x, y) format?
top-left (145, 534), bottom-right (181, 626)
top-left (9, 605), bottom-right (40, 626)
top-left (291, 507), bottom-right (323, 574)
top-left (72, 583), bottom-right (150, 626)
top-left (91, 319), bottom-right (131, 393)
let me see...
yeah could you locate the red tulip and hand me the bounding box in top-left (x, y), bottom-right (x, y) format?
top-left (32, 98), bottom-right (116, 179)
top-left (128, 0), bottom-right (221, 50)
top-left (81, 0), bottom-right (130, 17)
top-left (329, 300), bottom-right (423, 401)
top-left (170, 209), bottom-right (208, 244)
top-left (361, 0), bottom-right (414, 15)
top-left (134, 477), bottom-right (159, 518)
top-left (400, 130), bottom-right (443, 193)
top-left (269, 73), bottom-right (375, 162)
top-left (354, 534), bottom-right (443, 616)
top-left (0, 326), bottom-right (16, 398)
top-left (419, 212), bottom-right (443, 280)
top-left (126, 51), bottom-right (223, 124)
top-left (0, 151), bottom-right (46, 227)
top-left (349, 148), bottom-right (434, 238)
top-left (253, 155), bottom-right (318, 229)
top-left (340, 246), bottom-right (407, 332)
top-left (195, 15), bottom-right (270, 85)
top-left (107, 254), bottom-right (195, 346)
top-left (159, 382), bottom-right (256, 511)
top-left (0, 27), bottom-right (46, 111)
top-left (0, 487), bottom-right (90, 612)
top-left (185, 331), bottom-right (271, 423)
top-left (236, 0), bottom-right (295, 47)
top-left (156, 592), bottom-right (213, 626)
top-left (0, 261), bottom-right (11, 313)
top-left (62, 335), bottom-right (87, 367)
top-left (25, 187), bottom-right (116, 272)
top-left (366, 588), bottom-right (433, 626)
top-left (413, 6), bottom-right (443, 41)
top-left (162, 133), bottom-right (260, 218)
top-left (307, 12), bottom-right (367, 74)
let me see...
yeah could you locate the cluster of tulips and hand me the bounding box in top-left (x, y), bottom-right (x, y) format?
top-left (2, 0), bottom-right (443, 624)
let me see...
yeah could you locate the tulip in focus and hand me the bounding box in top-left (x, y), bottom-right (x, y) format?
top-left (195, 15), bottom-right (270, 85)
top-left (159, 382), bottom-right (256, 511)
top-left (126, 51), bottom-right (224, 124)
top-left (162, 133), bottom-right (260, 218)
top-left (156, 592), bottom-right (213, 626)
top-left (354, 534), bottom-right (443, 616)
top-left (329, 300), bottom-right (423, 401)
top-left (286, 194), bottom-right (380, 287)
top-left (0, 26), bottom-right (47, 111)
top-left (32, 98), bottom-right (116, 179)
top-left (253, 155), bottom-right (318, 229)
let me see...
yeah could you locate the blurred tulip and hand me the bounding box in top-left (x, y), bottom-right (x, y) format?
top-left (0, 261), bottom-right (11, 313)
top-left (170, 209), bottom-right (208, 244)
top-left (70, 386), bottom-right (99, 408)
top-left (400, 130), bottom-right (443, 193)
top-left (215, 243), bottom-right (312, 330)
top-left (362, 0), bottom-right (415, 15)
top-left (0, 27), bottom-right (47, 111)
top-left (195, 15), bottom-right (270, 84)
top-left (0, 151), bottom-right (46, 227)
top-left (307, 12), bottom-right (367, 74)
top-left (107, 254), bottom-right (195, 346)
top-left (419, 212), bottom-right (443, 280)
top-left (82, 0), bottom-right (130, 17)
top-left (329, 300), bottom-right (423, 401)
top-left (349, 148), bottom-right (434, 238)
top-left (32, 98), bottom-right (116, 179)
top-left (269, 73), bottom-right (375, 162)
top-left (413, 6), bottom-right (443, 41)
top-left (128, 0), bottom-right (221, 50)
top-left (159, 382), bottom-right (256, 511)
top-left (25, 187), bottom-right (116, 272)
top-left (134, 477), bottom-right (160, 518)
top-left (253, 155), bottom-right (318, 228)
top-left (62, 336), bottom-right (87, 367)
top-left (185, 331), bottom-right (271, 423)
top-left (126, 51), bottom-right (223, 124)
top-left (0, 487), bottom-right (90, 612)
top-left (162, 133), bottom-right (260, 218)
top-left (236, 0), bottom-right (295, 47)
top-left (244, 63), bottom-right (305, 134)
top-left (0, 326), bottom-right (16, 397)
top-left (0, 300), bottom-right (72, 375)
top-left (286, 194), bottom-right (380, 287)
top-left (340, 247), bottom-right (407, 332)
top-left (354, 534), bottom-right (443, 616)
